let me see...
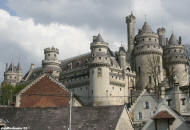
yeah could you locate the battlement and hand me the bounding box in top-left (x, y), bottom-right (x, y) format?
top-left (44, 47), bottom-right (59, 54)
top-left (125, 13), bottom-right (136, 23)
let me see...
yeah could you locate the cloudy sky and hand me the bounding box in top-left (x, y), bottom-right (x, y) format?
top-left (0, 0), bottom-right (190, 82)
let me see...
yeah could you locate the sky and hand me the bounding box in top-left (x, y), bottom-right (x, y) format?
top-left (0, 0), bottom-right (190, 82)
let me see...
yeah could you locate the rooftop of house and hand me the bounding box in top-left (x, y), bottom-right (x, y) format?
top-left (152, 110), bottom-right (175, 119)
top-left (0, 106), bottom-right (124, 130)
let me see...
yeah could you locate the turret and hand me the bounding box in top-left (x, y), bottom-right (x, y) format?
top-left (126, 12), bottom-right (136, 56)
top-left (157, 27), bottom-right (166, 46)
top-left (134, 21), bottom-right (163, 90)
top-left (3, 62), bottom-right (22, 86)
top-left (42, 46), bottom-right (61, 79)
top-left (163, 33), bottom-right (189, 86)
top-left (89, 34), bottom-right (111, 106)
top-left (118, 46), bottom-right (127, 69)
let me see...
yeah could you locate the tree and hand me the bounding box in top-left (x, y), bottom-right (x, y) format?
top-left (0, 82), bottom-right (29, 106)
top-left (145, 54), bottom-right (161, 93)
top-left (0, 84), bottom-right (14, 105)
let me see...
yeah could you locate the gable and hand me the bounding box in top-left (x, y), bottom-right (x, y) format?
top-left (16, 75), bottom-right (70, 107)
top-left (142, 104), bottom-right (189, 130)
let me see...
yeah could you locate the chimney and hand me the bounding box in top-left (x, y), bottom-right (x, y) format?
top-left (30, 63), bottom-right (34, 70)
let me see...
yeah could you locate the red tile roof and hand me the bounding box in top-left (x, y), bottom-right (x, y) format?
top-left (19, 75), bottom-right (70, 107)
top-left (152, 111), bottom-right (175, 119)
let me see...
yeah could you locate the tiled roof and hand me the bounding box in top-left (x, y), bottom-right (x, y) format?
top-left (18, 75), bottom-right (70, 107)
top-left (152, 111), bottom-right (175, 119)
top-left (0, 106), bottom-right (124, 130)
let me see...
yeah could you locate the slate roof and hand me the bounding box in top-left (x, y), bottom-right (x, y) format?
top-left (169, 33), bottom-right (179, 45)
top-left (141, 22), bottom-right (153, 33)
top-left (61, 53), bottom-right (91, 71)
top-left (95, 33), bottom-right (104, 42)
top-left (22, 67), bottom-right (43, 81)
top-left (0, 106), bottom-right (124, 130)
top-left (152, 110), bottom-right (175, 119)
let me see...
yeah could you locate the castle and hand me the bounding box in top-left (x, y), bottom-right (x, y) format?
top-left (2, 12), bottom-right (189, 107)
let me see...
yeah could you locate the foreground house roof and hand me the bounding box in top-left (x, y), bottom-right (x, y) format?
top-left (0, 106), bottom-right (133, 130)
top-left (152, 110), bottom-right (175, 119)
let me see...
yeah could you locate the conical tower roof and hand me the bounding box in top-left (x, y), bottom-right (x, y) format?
top-left (96, 33), bottom-right (104, 42)
top-left (8, 62), bottom-right (15, 71)
top-left (16, 62), bottom-right (22, 71)
top-left (169, 33), bottom-right (179, 45)
top-left (141, 22), bottom-right (153, 33)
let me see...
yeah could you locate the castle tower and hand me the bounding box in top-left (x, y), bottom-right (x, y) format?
top-left (89, 34), bottom-right (111, 106)
top-left (118, 46), bottom-right (127, 69)
top-left (157, 27), bottom-right (166, 46)
top-left (3, 62), bottom-right (22, 86)
top-left (126, 12), bottom-right (136, 57)
top-left (134, 22), bottom-right (163, 90)
top-left (42, 47), bottom-right (61, 79)
top-left (163, 33), bottom-right (189, 86)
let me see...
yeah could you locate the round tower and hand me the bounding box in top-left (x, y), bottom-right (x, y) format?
top-left (126, 12), bottom-right (136, 57)
top-left (89, 34), bottom-right (111, 106)
top-left (42, 46), bottom-right (61, 79)
top-left (3, 63), bottom-right (17, 86)
top-left (134, 22), bottom-right (163, 90)
top-left (163, 33), bottom-right (189, 86)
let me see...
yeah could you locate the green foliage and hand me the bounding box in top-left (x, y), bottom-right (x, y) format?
top-left (0, 82), bottom-right (29, 106)
top-left (0, 84), bottom-right (14, 105)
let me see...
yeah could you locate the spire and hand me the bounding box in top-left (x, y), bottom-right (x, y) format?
top-left (169, 33), bottom-right (179, 45)
top-left (95, 33), bottom-right (104, 42)
top-left (17, 62), bottom-right (22, 71)
top-left (5, 63), bottom-right (8, 71)
top-left (141, 22), bottom-right (153, 33)
top-left (8, 62), bottom-right (14, 71)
